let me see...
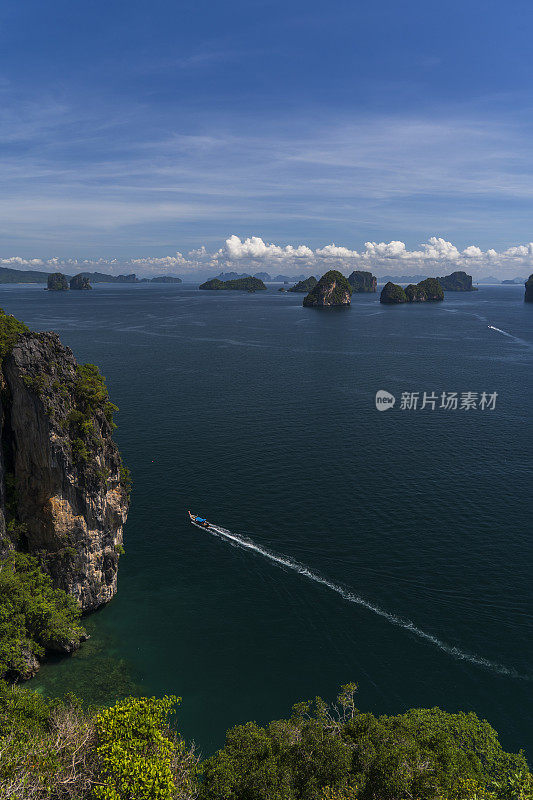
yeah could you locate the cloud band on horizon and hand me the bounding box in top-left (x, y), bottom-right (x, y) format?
top-left (2, 235), bottom-right (533, 279)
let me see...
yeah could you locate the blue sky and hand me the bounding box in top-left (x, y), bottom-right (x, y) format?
top-left (2, 0), bottom-right (533, 276)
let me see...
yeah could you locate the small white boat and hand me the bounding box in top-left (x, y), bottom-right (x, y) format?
top-left (188, 511), bottom-right (210, 528)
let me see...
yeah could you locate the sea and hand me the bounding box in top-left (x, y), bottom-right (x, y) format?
top-left (3, 281), bottom-right (531, 759)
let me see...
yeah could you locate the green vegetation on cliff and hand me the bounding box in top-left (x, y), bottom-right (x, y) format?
top-left (404, 277), bottom-right (444, 302)
top-left (380, 281), bottom-right (408, 304)
top-left (0, 309), bottom-right (29, 359)
top-left (199, 277), bottom-right (267, 291)
top-left (47, 273), bottom-right (69, 291)
top-left (0, 552), bottom-right (85, 679)
top-left (381, 278), bottom-right (444, 304)
top-left (74, 363), bottom-right (118, 424)
top-left (0, 682), bottom-right (529, 799)
top-left (288, 276), bottom-right (318, 293)
top-left (303, 270), bottom-right (352, 307)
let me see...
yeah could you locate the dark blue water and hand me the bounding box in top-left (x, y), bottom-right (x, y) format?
top-left (6, 282), bottom-right (531, 758)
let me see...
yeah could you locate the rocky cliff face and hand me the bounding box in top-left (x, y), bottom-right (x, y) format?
top-left (303, 271), bottom-right (352, 307)
top-left (47, 272), bottom-right (69, 291)
top-left (70, 274), bottom-right (92, 290)
top-left (0, 325), bottom-right (129, 612)
top-left (437, 271), bottom-right (476, 291)
top-left (348, 271), bottom-right (377, 292)
top-left (525, 275), bottom-right (533, 302)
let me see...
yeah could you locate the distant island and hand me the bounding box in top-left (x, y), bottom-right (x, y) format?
top-left (139, 275), bottom-right (182, 283)
top-left (0, 265), bottom-right (184, 284)
top-left (288, 276), bottom-right (317, 293)
top-left (199, 276), bottom-right (267, 291)
top-left (436, 271), bottom-right (476, 291)
top-left (525, 275), bottom-right (533, 302)
top-left (46, 272), bottom-right (69, 291)
top-left (212, 271), bottom-right (308, 283)
top-left (70, 274), bottom-right (92, 290)
top-left (348, 270), bottom-right (377, 292)
top-left (303, 270), bottom-right (352, 307)
top-left (213, 271), bottom-right (253, 281)
top-left (379, 274), bottom-right (430, 283)
top-left (0, 266), bottom-right (139, 284)
top-left (381, 278), bottom-right (444, 304)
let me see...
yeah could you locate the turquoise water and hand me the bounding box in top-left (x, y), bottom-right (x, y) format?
top-left (5, 282), bottom-right (531, 758)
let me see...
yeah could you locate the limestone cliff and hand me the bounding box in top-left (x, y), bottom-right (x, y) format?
top-left (436, 271), bottom-right (476, 291)
top-left (0, 320), bottom-right (129, 612)
top-left (47, 272), bottom-right (69, 291)
top-left (348, 271), bottom-right (377, 293)
top-left (70, 274), bottom-right (92, 290)
top-left (303, 271), bottom-right (352, 307)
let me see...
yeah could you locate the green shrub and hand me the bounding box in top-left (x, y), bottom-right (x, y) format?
top-left (75, 364), bottom-right (115, 419)
top-left (119, 463), bottom-right (132, 497)
top-left (0, 682), bottom-right (528, 800)
top-left (93, 695), bottom-right (196, 800)
top-left (0, 308), bottom-right (29, 359)
top-left (0, 552), bottom-right (85, 678)
top-left (200, 685), bottom-right (531, 800)
top-left (72, 437), bottom-right (89, 462)
top-left (65, 364), bottom-right (119, 467)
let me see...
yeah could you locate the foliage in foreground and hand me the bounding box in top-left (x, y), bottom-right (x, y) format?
top-left (201, 684), bottom-right (531, 800)
top-left (0, 688), bottom-right (198, 800)
top-left (0, 682), bottom-right (530, 800)
top-left (93, 696), bottom-right (197, 800)
top-left (0, 552), bottom-right (85, 678)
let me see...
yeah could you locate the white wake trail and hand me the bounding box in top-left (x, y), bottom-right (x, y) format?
top-left (488, 325), bottom-right (513, 337)
top-left (193, 522), bottom-right (525, 680)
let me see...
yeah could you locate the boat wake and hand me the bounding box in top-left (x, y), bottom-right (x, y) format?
top-left (192, 521), bottom-right (527, 680)
top-left (488, 325), bottom-right (513, 337)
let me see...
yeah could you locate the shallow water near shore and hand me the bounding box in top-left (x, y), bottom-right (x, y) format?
top-left (5, 282), bottom-right (531, 758)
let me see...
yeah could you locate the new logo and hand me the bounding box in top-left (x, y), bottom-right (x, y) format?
top-left (375, 390), bottom-right (396, 411)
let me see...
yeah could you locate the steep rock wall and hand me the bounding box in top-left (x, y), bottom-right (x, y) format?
top-left (1, 331), bottom-right (129, 611)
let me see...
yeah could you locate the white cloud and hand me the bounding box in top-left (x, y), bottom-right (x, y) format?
top-left (315, 244), bottom-right (360, 258)
top-left (221, 235), bottom-right (314, 261)
top-left (462, 245), bottom-right (484, 258)
top-left (3, 235), bottom-right (533, 278)
top-left (130, 252), bottom-right (188, 268)
top-left (362, 240), bottom-right (408, 259)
